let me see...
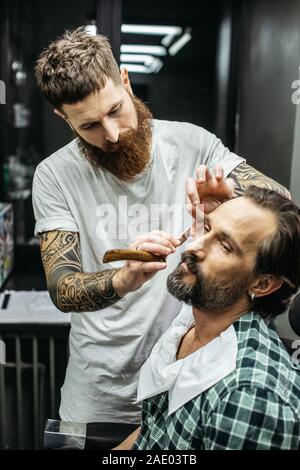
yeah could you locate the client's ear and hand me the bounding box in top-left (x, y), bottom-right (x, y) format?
top-left (249, 274), bottom-right (283, 299)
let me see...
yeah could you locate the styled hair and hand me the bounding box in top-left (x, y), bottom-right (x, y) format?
top-left (35, 27), bottom-right (122, 108)
top-left (244, 186), bottom-right (300, 318)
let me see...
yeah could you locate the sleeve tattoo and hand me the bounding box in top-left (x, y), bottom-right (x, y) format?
top-left (229, 162), bottom-right (291, 199)
top-left (40, 231), bottom-right (121, 313)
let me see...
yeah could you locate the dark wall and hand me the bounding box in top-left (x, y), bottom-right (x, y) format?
top-left (0, 0), bottom-right (9, 201)
top-left (236, 0), bottom-right (300, 188)
top-left (37, 0), bottom-right (222, 158)
top-left (124, 0), bottom-right (221, 132)
top-left (36, 0), bottom-right (96, 157)
top-left (1, 0), bottom-right (44, 200)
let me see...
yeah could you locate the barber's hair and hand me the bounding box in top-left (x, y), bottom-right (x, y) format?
top-left (244, 186), bottom-right (300, 318)
top-left (35, 27), bottom-right (122, 108)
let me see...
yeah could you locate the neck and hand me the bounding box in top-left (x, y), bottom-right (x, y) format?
top-left (191, 298), bottom-right (251, 345)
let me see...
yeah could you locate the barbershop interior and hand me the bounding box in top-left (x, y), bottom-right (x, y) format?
top-left (0, 0), bottom-right (300, 451)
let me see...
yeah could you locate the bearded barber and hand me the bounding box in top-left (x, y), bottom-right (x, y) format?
top-left (32, 28), bottom-right (290, 433)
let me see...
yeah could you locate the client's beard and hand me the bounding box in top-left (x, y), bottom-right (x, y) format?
top-left (167, 252), bottom-right (251, 311)
top-left (76, 96), bottom-right (153, 182)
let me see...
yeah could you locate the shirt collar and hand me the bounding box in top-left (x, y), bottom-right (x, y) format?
top-left (137, 303), bottom-right (238, 416)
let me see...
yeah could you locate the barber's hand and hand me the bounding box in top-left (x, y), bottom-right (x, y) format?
top-left (112, 230), bottom-right (180, 297)
top-left (186, 164), bottom-right (236, 236)
top-left (187, 164), bottom-right (236, 215)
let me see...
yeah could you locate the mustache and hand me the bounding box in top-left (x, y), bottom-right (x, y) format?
top-left (103, 129), bottom-right (136, 153)
top-left (180, 252), bottom-right (200, 276)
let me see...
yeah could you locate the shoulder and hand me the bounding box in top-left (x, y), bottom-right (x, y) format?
top-left (235, 313), bottom-right (300, 395)
top-left (201, 384), bottom-right (300, 449)
top-left (153, 119), bottom-right (208, 148)
top-left (34, 138), bottom-right (84, 175)
top-left (203, 312), bottom-right (300, 418)
top-left (33, 138), bottom-right (91, 185)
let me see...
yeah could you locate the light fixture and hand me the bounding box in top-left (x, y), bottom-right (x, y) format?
top-left (161, 34), bottom-right (176, 47)
top-left (120, 64), bottom-right (151, 74)
top-left (120, 24), bottom-right (192, 74)
top-left (168, 30), bottom-right (192, 56)
top-left (120, 54), bottom-right (155, 64)
top-left (121, 24), bottom-right (182, 37)
top-left (121, 55), bottom-right (163, 74)
top-left (120, 45), bottom-right (167, 56)
top-left (84, 20), bottom-right (97, 36)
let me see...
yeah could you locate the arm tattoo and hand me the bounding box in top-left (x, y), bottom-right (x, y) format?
top-left (229, 162), bottom-right (291, 199)
top-left (40, 231), bottom-right (121, 313)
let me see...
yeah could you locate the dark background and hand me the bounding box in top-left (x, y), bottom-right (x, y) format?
top-left (1, 0), bottom-right (300, 450)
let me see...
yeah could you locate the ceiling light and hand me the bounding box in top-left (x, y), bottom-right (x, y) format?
top-left (120, 64), bottom-right (152, 74)
top-left (168, 31), bottom-right (192, 56)
top-left (120, 54), bottom-right (163, 71)
top-left (121, 24), bottom-right (182, 36)
top-left (120, 54), bottom-right (155, 64)
top-left (84, 23), bottom-right (97, 36)
top-left (161, 34), bottom-right (175, 47)
top-left (121, 56), bottom-right (163, 74)
top-left (121, 45), bottom-right (167, 56)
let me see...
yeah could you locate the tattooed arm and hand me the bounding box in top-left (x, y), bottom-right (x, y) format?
top-left (40, 230), bottom-right (122, 313)
top-left (40, 229), bottom-right (171, 313)
top-left (229, 161), bottom-right (291, 199)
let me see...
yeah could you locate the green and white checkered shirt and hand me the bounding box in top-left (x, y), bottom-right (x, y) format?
top-left (133, 311), bottom-right (300, 450)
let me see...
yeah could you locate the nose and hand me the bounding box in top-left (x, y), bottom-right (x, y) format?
top-left (186, 234), bottom-right (205, 252)
top-left (103, 120), bottom-right (119, 143)
top-left (186, 232), bottom-right (212, 260)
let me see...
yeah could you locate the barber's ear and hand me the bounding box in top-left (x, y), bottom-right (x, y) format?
top-left (54, 108), bottom-right (66, 119)
top-left (120, 67), bottom-right (133, 95)
top-left (250, 275), bottom-right (283, 298)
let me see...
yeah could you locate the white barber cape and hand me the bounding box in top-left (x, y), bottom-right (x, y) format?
top-left (137, 303), bottom-right (238, 416)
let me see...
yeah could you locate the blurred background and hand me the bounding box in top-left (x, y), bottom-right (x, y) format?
top-left (0, 0), bottom-right (300, 449)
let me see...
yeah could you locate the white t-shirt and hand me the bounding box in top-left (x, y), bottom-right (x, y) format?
top-left (32, 119), bottom-right (244, 423)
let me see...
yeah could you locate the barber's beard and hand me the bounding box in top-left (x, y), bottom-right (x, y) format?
top-left (167, 252), bottom-right (250, 311)
top-left (76, 96), bottom-right (153, 182)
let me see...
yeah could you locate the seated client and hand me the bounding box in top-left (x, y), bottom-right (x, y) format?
top-left (118, 186), bottom-right (300, 450)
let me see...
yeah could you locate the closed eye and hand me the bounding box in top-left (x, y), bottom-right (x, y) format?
top-left (81, 122), bottom-right (99, 130)
top-left (109, 103), bottom-right (121, 116)
top-left (220, 241), bottom-right (232, 253)
top-left (205, 223), bottom-right (232, 253)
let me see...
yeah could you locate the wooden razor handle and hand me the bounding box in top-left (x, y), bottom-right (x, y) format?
top-left (103, 249), bottom-right (165, 263)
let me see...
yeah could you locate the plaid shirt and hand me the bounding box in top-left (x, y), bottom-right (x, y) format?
top-left (133, 311), bottom-right (300, 450)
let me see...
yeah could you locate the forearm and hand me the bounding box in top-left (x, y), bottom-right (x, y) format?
top-left (230, 162), bottom-right (291, 199)
top-left (40, 230), bottom-right (123, 313)
top-left (48, 268), bottom-right (122, 313)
